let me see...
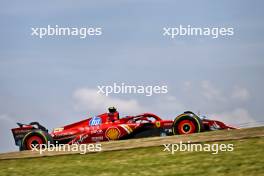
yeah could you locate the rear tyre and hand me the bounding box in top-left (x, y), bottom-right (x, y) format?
top-left (172, 112), bottom-right (203, 135)
top-left (21, 130), bottom-right (54, 150)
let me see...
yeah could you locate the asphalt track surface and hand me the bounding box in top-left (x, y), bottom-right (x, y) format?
top-left (0, 126), bottom-right (263, 160)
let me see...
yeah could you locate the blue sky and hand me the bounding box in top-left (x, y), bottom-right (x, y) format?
top-left (0, 0), bottom-right (264, 152)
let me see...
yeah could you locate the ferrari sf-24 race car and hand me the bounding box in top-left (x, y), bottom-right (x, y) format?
top-left (11, 107), bottom-right (235, 151)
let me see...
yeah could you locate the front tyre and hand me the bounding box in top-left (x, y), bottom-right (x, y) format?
top-left (172, 112), bottom-right (203, 135)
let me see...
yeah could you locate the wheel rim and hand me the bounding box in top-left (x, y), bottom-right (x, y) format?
top-left (177, 120), bottom-right (196, 134)
top-left (26, 136), bottom-right (43, 150)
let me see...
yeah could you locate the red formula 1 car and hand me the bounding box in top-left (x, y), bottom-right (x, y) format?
top-left (11, 107), bottom-right (235, 151)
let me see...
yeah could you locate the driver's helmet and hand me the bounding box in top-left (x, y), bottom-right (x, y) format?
top-left (108, 106), bottom-right (117, 113)
top-left (108, 107), bottom-right (119, 121)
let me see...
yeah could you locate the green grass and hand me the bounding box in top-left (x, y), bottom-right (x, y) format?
top-left (0, 137), bottom-right (263, 176)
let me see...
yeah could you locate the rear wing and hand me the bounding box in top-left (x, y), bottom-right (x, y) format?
top-left (11, 122), bottom-right (48, 147)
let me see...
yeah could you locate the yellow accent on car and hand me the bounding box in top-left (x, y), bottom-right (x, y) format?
top-left (105, 127), bottom-right (120, 140)
top-left (53, 127), bottom-right (64, 132)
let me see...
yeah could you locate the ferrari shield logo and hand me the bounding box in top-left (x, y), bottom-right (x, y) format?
top-left (156, 121), bottom-right (161, 128)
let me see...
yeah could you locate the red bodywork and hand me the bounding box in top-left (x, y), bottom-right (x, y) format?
top-left (49, 112), bottom-right (235, 145)
top-left (50, 112), bottom-right (174, 144)
top-left (11, 111), bottom-right (236, 149)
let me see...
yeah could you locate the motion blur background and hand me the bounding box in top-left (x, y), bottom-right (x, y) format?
top-left (1, 0), bottom-right (264, 152)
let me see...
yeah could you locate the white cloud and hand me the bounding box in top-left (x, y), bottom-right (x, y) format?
top-left (73, 88), bottom-right (145, 115)
top-left (231, 86), bottom-right (250, 101)
top-left (180, 81), bottom-right (255, 126)
top-left (145, 95), bottom-right (186, 119)
top-left (72, 85), bottom-right (256, 126)
top-left (157, 95), bottom-right (186, 112)
top-left (72, 88), bottom-right (187, 119)
top-left (209, 108), bottom-right (255, 127)
top-left (200, 80), bottom-right (226, 102)
top-left (0, 114), bottom-right (15, 123)
top-left (183, 81), bottom-right (192, 91)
